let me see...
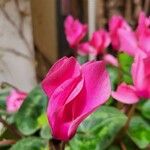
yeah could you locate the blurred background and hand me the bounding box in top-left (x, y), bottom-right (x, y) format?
top-left (0, 0), bottom-right (149, 92)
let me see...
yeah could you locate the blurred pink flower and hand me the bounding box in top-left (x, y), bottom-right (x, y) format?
top-left (42, 56), bottom-right (111, 141)
top-left (6, 89), bottom-right (27, 113)
top-left (64, 15), bottom-right (87, 48)
top-left (112, 83), bottom-right (139, 104)
top-left (118, 12), bottom-right (150, 57)
top-left (77, 42), bottom-right (95, 55)
top-left (112, 55), bottom-right (150, 104)
top-left (131, 55), bottom-right (150, 98)
top-left (90, 29), bottom-right (110, 54)
top-left (78, 29), bottom-right (110, 55)
top-left (103, 54), bottom-right (118, 67)
top-left (118, 29), bottom-right (144, 56)
top-left (109, 15), bottom-right (131, 50)
top-left (136, 12), bottom-right (150, 54)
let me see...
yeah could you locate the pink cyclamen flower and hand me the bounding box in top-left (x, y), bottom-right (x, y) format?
top-left (131, 55), bottom-right (150, 98)
top-left (78, 29), bottom-right (110, 55)
top-left (42, 56), bottom-right (111, 141)
top-left (109, 15), bottom-right (131, 50)
top-left (64, 15), bottom-right (87, 48)
top-left (136, 12), bottom-right (150, 54)
top-left (112, 55), bottom-right (150, 104)
top-left (118, 12), bottom-right (150, 57)
top-left (6, 89), bottom-right (27, 113)
top-left (90, 29), bottom-right (110, 54)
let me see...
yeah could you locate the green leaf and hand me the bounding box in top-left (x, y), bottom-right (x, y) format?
top-left (123, 135), bottom-right (138, 150)
top-left (38, 113), bottom-right (51, 139)
top-left (40, 125), bottom-right (51, 140)
top-left (118, 53), bottom-right (133, 84)
top-left (128, 116), bottom-right (150, 149)
top-left (38, 113), bottom-right (49, 127)
top-left (107, 145), bottom-right (121, 150)
top-left (107, 66), bottom-right (118, 90)
top-left (139, 100), bottom-right (150, 120)
top-left (10, 137), bottom-right (47, 150)
top-left (15, 86), bottom-right (47, 135)
top-left (69, 106), bottom-right (127, 150)
top-left (77, 55), bottom-right (88, 64)
top-left (0, 88), bottom-right (10, 110)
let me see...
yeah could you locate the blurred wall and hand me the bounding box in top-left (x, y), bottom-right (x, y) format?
top-left (0, 0), bottom-right (37, 92)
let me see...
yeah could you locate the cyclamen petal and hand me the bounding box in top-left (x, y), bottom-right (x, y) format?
top-left (81, 61), bottom-right (111, 106)
top-left (136, 12), bottom-right (150, 37)
top-left (42, 57), bottom-right (81, 98)
top-left (77, 42), bottom-right (96, 55)
top-left (109, 15), bottom-right (131, 50)
top-left (67, 61), bottom-right (111, 137)
top-left (136, 12), bottom-right (150, 54)
top-left (64, 15), bottom-right (87, 48)
top-left (131, 55), bottom-right (150, 98)
top-left (78, 29), bottom-right (110, 55)
top-left (47, 75), bottom-right (84, 140)
top-left (113, 55), bottom-right (150, 104)
top-left (42, 57), bottom-right (111, 141)
top-left (90, 29), bottom-right (110, 54)
top-left (118, 29), bottom-right (146, 57)
top-left (138, 31), bottom-right (150, 54)
top-left (112, 83), bottom-right (139, 104)
top-left (118, 12), bottom-right (150, 57)
top-left (6, 89), bottom-right (27, 113)
top-left (131, 56), bottom-right (145, 91)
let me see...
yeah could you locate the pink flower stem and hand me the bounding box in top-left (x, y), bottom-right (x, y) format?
top-left (116, 53), bottom-right (124, 109)
top-left (49, 139), bottom-right (65, 150)
top-left (117, 53), bottom-right (123, 84)
top-left (0, 82), bottom-right (19, 90)
top-left (114, 104), bottom-right (136, 146)
top-left (0, 139), bottom-right (16, 146)
top-left (123, 104), bottom-right (136, 133)
top-left (120, 141), bottom-right (127, 150)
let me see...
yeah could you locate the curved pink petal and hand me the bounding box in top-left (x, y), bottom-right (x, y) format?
top-left (65, 61), bottom-right (111, 139)
top-left (136, 12), bottom-right (146, 35)
top-left (138, 33), bottom-right (150, 54)
top-left (47, 75), bottom-right (84, 140)
top-left (98, 30), bottom-right (110, 50)
top-left (41, 57), bottom-right (81, 98)
top-left (68, 61), bottom-right (111, 136)
top-left (64, 15), bottom-right (87, 47)
top-left (81, 61), bottom-right (111, 106)
top-left (131, 56), bottom-right (145, 93)
top-left (132, 56), bottom-right (150, 98)
top-left (49, 75), bottom-right (83, 117)
top-left (136, 12), bottom-right (150, 55)
top-left (64, 15), bottom-right (73, 29)
top-left (144, 56), bottom-right (150, 76)
top-left (136, 12), bottom-right (150, 37)
top-left (77, 42), bottom-right (96, 55)
top-left (118, 29), bottom-right (146, 56)
top-left (109, 15), bottom-right (131, 50)
top-left (112, 83), bottom-right (139, 104)
top-left (45, 57), bottom-right (68, 76)
top-left (90, 29), bottom-right (110, 54)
